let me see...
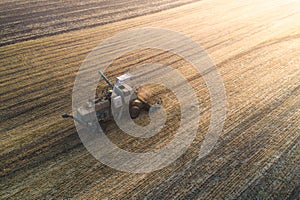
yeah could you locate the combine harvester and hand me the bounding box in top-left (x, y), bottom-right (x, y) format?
top-left (62, 71), bottom-right (161, 130)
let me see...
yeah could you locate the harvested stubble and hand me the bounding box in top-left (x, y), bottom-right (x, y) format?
top-left (0, 0), bottom-right (299, 199)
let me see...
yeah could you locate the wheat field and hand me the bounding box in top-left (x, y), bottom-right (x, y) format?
top-left (1, 0), bottom-right (299, 199)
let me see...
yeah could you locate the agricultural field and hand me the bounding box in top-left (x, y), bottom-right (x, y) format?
top-left (1, 0), bottom-right (299, 199)
top-left (0, 0), bottom-right (196, 46)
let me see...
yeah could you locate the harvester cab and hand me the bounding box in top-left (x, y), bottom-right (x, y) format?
top-left (111, 73), bottom-right (136, 109)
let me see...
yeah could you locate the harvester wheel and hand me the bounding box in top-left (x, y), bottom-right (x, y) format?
top-left (130, 105), bottom-right (140, 119)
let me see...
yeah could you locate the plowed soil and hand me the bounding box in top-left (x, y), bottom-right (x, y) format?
top-left (1, 0), bottom-right (299, 199)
